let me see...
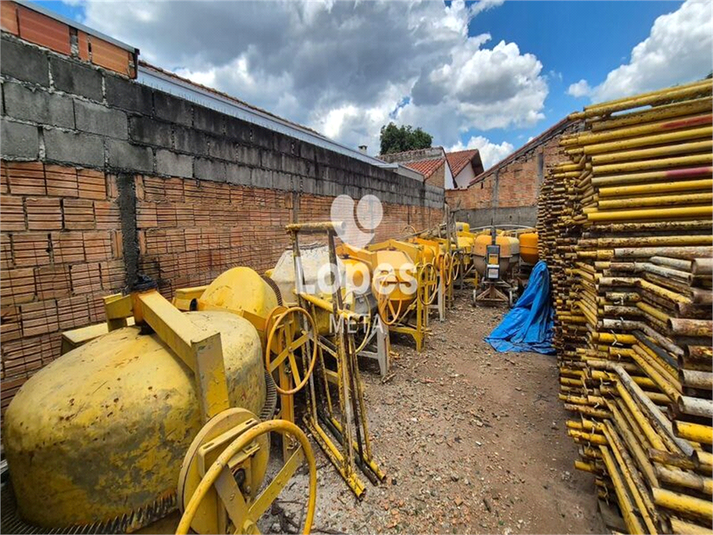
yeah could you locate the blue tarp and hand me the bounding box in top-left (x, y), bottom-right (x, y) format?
top-left (485, 260), bottom-right (555, 355)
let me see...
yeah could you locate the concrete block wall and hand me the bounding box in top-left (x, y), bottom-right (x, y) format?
top-left (0, 31), bottom-right (443, 408)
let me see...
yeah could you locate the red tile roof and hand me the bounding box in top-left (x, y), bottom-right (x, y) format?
top-left (404, 158), bottom-right (445, 180)
top-left (446, 149), bottom-right (480, 177)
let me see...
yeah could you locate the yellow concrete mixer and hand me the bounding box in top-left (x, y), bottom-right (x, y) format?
top-left (2, 283), bottom-right (317, 535)
top-left (365, 239), bottom-right (438, 351)
top-left (517, 229), bottom-right (540, 288)
top-left (472, 229), bottom-right (521, 307)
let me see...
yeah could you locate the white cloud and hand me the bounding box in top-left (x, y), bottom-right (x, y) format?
top-left (567, 79), bottom-right (591, 98)
top-left (574, 0), bottom-right (712, 103)
top-left (449, 136), bottom-right (515, 169)
top-left (77, 0), bottom-right (547, 154)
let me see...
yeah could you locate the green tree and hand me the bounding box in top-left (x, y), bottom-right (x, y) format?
top-left (379, 122), bottom-right (433, 155)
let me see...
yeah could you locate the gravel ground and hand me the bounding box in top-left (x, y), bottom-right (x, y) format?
top-left (262, 292), bottom-right (604, 534)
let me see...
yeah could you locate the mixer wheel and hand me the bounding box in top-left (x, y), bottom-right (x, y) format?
top-left (177, 414), bottom-right (317, 535)
top-left (417, 262), bottom-right (438, 306)
top-left (436, 252), bottom-right (454, 286)
top-left (374, 272), bottom-right (405, 326)
top-left (265, 307), bottom-right (318, 396)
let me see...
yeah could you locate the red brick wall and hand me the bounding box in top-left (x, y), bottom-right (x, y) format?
top-left (427, 165), bottom-right (446, 189)
top-left (1, 161), bottom-right (123, 408)
top-left (1, 161), bottom-right (442, 408)
top-left (446, 124), bottom-right (577, 212)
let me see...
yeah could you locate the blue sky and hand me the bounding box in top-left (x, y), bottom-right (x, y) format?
top-left (31, 1), bottom-right (711, 167)
top-left (465, 0), bottom-right (686, 147)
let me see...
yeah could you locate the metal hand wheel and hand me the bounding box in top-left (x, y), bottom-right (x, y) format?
top-left (265, 307), bottom-right (318, 395)
top-left (417, 262), bottom-right (438, 306)
top-left (439, 252), bottom-right (453, 286)
top-left (373, 272), bottom-right (404, 326)
top-left (343, 288), bottom-right (373, 354)
top-left (451, 252), bottom-right (462, 282)
top-left (401, 224), bottom-right (418, 236)
top-left (177, 413), bottom-right (317, 535)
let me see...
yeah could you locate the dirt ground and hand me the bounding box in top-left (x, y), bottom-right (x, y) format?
top-left (265, 291), bottom-right (604, 534)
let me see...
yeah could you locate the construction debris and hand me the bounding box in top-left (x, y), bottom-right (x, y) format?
top-left (539, 79), bottom-right (713, 533)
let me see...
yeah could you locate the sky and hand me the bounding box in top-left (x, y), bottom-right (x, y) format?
top-left (33, 0), bottom-right (713, 168)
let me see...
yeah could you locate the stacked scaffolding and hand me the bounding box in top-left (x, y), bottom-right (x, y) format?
top-left (539, 79), bottom-right (713, 534)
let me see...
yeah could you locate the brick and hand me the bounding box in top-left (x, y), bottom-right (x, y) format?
top-left (1, 195), bottom-right (25, 231)
top-left (129, 116), bottom-right (172, 148)
top-left (44, 164), bottom-right (79, 197)
top-left (184, 228), bottom-right (201, 252)
top-left (107, 139), bottom-right (153, 173)
top-left (88, 36), bottom-right (132, 76)
top-left (3, 82), bottom-right (74, 128)
top-left (35, 264), bottom-right (71, 300)
top-left (78, 169), bottom-right (107, 200)
top-left (105, 74), bottom-right (154, 115)
top-left (100, 259), bottom-right (124, 289)
top-left (156, 149), bottom-right (193, 178)
top-left (136, 202), bottom-right (157, 228)
top-left (156, 203), bottom-right (177, 228)
top-left (174, 203), bottom-right (196, 228)
top-left (0, 161), bottom-right (8, 194)
top-left (0, 36), bottom-right (49, 86)
top-left (1, 1), bottom-right (19, 35)
top-left (154, 91), bottom-right (192, 126)
top-left (1, 305), bottom-right (21, 344)
top-left (20, 300), bottom-right (59, 337)
top-left (0, 232), bottom-right (11, 269)
top-left (143, 176), bottom-right (165, 201)
top-left (44, 128), bottom-right (105, 168)
top-left (56, 295), bottom-right (90, 330)
top-left (77, 31), bottom-right (90, 61)
top-left (87, 292), bottom-right (107, 323)
top-left (106, 175), bottom-right (120, 199)
top-left (1, 267), bottom-right (35, 305)
top-left (2, 334), bottom-right (60, 380)
top-left (49, 56), bottom-right (102, 101)
top-left (110, 230), bottom-right (123, 258)
top-left (164, 178), bottom-right (185, 203)
top-left (51, 231), bottom-right (85, 263)
top-left (94, 200), bottom-right (120, 230)
top-left (1, 118), bottom-right (39, 160)
top-left (83, 231), bottom-right (112, 262)
top-left (7, 161), bottom-right (46, 195)
top-left (26, 198), bottom-right (62, 230)
top-left (17, 5), bottom-right (71, 55)
top-left (63, 198), bottom-right (95, 230)
top-left (75, 99), bottom-right (128, 138)
top-left (70, 262), bottom-right (102, 294)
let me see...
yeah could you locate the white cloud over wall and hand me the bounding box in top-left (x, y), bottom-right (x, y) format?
top-left (570, 0), bottom-right (712, 103)
top-left (77, 0), bottom-right (548, 155)
top-left (449, 136), bottom-right (515, 169)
